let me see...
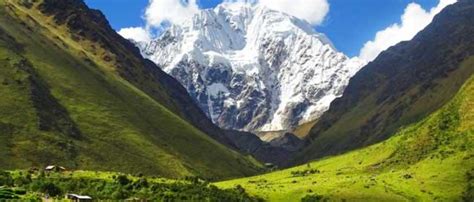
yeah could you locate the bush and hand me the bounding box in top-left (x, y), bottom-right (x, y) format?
top-left (301, 194), bottom-right (326, 202)
top-left (39, 182), bottom-right (62, 197)
top-left (14, 175), bottom-right (31, 187)
top-left (235, 185), bottom-right (245, 194)
top-left (116, 175), bottom-right (130, 186)
top-left (134, 178), bottom-right (148, 189)
top-left (0, 172), bottom-right (13, 186)
top-left (111, 188), bottom-right (130, 200)
top-left (20, 0), bottom-right (35, 8)
top-left (291, 169), bottom-right (321, 177)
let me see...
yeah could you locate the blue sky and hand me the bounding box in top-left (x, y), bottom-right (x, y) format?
top-left (85, 0), bottom-right (441, 57)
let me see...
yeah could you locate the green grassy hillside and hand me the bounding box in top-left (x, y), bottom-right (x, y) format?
top-left (296, 0), bottom-right (474, 164)
top-left (0, 0), bottom-right (261, 179)
top-left (217, 71), bottom-right (474, 201)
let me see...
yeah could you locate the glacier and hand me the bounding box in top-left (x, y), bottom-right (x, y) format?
top-left (137, 2), bottom-right (365, 136)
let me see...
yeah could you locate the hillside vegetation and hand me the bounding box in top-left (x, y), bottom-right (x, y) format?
top-left (217, 68), bottom-right (474, 201)
top-left (296, 0), bottom-right (474, 164)
top-left (0, 0), bottom-right (261, 179)
top-left (0, 170), bottom-right (263, 201)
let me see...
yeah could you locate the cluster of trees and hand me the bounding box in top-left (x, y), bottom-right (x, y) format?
top-left (0, 171), bottom-right (263, 201)
top-left (291, 169), bottom-right (321, 177)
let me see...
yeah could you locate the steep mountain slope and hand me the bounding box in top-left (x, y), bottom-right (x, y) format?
top-left (139, 2), bottom-right (364, 134)
top-left (0, 0), bottom-right (262, 179)
top-left (38, 0), bottom-right (242, 151)
top-left (296, 0), bottom-right (474, 163)
top-left (37, 0), bottom-right (299, 165)
top-left (217, 70), bottom-right (474, 201)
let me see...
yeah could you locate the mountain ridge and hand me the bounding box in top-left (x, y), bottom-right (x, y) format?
top-left (138, 2), bottom-right (365, 135)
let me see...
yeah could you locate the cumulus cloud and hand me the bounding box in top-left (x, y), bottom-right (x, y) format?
top-left (258, 0), bottom-right (329, 25)
top-left (117, 27), bottom-right (151, 42)
top-left (359, 0), bottom-right (457, 61)
top-left (118, 0), bottom-right (329, 42)
top-left (144, 0), bottom-right (329, 26)
top-left (144, 0), bottom-right (200, 28)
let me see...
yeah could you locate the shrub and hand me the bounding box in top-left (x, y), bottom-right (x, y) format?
top-left (39, 182), bottom-right (62, 197)
top-left (134, 178), bottom-right (148, 189)
top-left (403, 174), bottom-right (413, 179)
top-left (291, 169), bottom-right (321, 177)
top-left (14, 175), bottom-right (31, 187)
top-left (19, 0), bottom-right (35, 8)
top-left (116, 175), bottom-right (130, 186)
top-left (235, 185), bottom-right (245, 194)
top-left (111, 188), bottom-right (130, 200)
top-left (0, 172), bottom-right (13, 186)
top-left (301, 194), bottom-right (326, 202)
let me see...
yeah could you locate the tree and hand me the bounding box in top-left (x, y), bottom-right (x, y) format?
top-left (116, 175), bottom-right (130, 186)
top-left (0, 172), bottom-right (13, 186)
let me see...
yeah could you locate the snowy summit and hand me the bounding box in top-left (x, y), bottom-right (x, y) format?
top-left (138, 2), bottom-right (365, 135)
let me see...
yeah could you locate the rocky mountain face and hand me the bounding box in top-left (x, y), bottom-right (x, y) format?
top-left (139, 2), bottom-right (364, 135)
top-left (294, 0), bottom-right (474, 164)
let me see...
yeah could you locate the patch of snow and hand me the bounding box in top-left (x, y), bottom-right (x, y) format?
top-left (207, 83), bottom-right (230, 98)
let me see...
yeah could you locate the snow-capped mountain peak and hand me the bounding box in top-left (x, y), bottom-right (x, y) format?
top-left (139, 3), bottom-right (365, 135)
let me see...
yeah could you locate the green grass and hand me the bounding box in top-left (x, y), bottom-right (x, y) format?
top-left (0, 1), bottom-right (262, 179)
top-left (216, 74), bottom-right (474, 201)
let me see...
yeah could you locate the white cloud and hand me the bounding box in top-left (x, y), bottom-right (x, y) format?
top-left (144, 0), bottom-right (200, 28)
top-left (117, 27), bottom-right (151, 42)
top-left (118, 0), bottom-right (329, 42)
top-left (144, 0), bottom-right (328, 27)
top-left (223, 0), bottom-right (257, 3)
top-left (258, 0), bottom-right (329, 25)
top-left (359, 0), bottom-right (457, 62)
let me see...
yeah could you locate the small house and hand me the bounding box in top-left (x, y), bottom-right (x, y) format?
top-left (66, 194), bottom-right (92, 202)
top-left (264, 163), bottom-right (277, 171)
top-left (264, 163), bottom-right (275, 168)
top-left (45, 165), bottom-right (66, 172)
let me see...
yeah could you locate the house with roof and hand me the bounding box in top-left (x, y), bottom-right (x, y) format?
top-left (45, 165), bottom-right (66, 172)
top-left (66, 194), bottom-right (92, 202)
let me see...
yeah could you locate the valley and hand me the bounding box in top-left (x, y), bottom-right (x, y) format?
top-left (0, 0), bottom-right (473, 201)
